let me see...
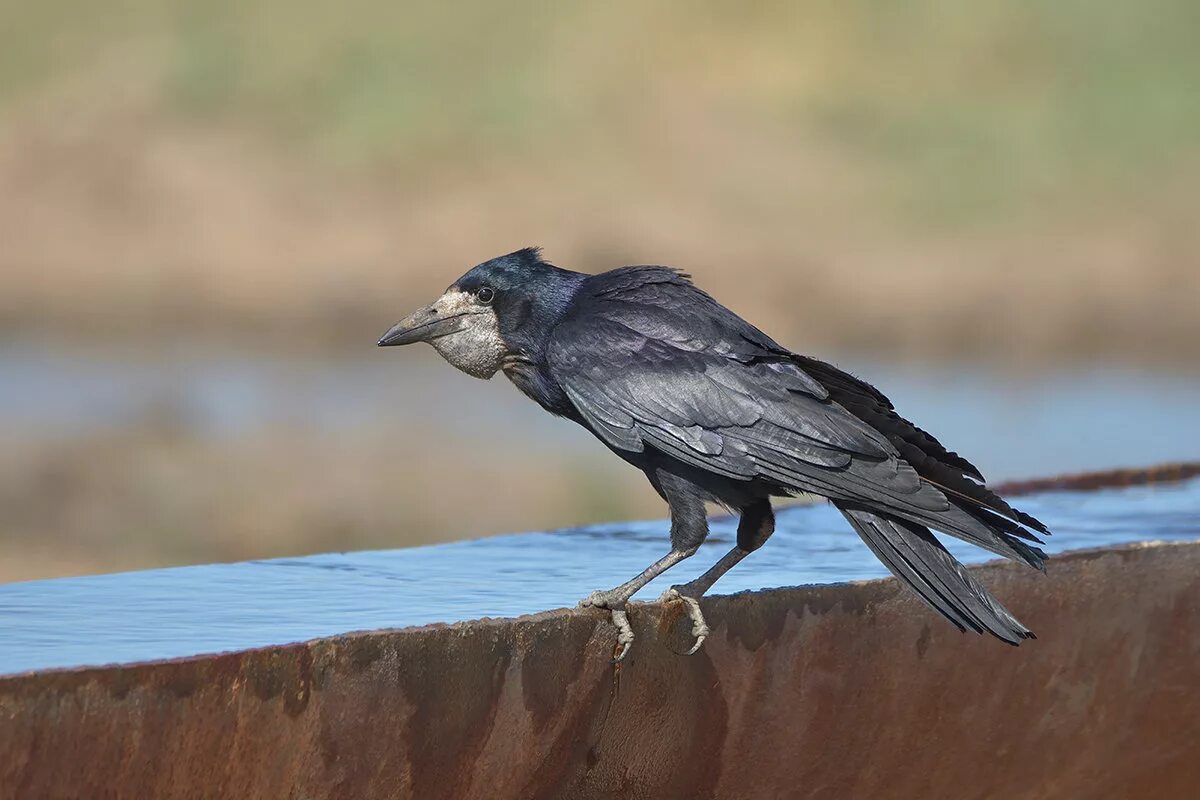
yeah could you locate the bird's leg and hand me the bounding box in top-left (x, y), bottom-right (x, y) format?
top-left (578, 546), bottom-right (699, 660)
top-left (662, 499), bottom-right (775, 655)
top-left (579, 547), bottom-right (701, 610)
top-left (580, 473), bottom-right (709, 661)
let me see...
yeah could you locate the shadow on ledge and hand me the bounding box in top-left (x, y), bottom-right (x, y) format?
top-left (1, 539), bottom-right (1198, 799)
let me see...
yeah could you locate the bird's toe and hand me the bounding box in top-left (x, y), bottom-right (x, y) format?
top-left (659, 588), bottom-right (710, 655)
top-left (610, 608), bottom-right (634, 662)
top-left (579, 590), bottom-right (637, 661)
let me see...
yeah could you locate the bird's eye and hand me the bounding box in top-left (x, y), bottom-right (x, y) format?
top-left (476, 287), bottom-right (495, 304)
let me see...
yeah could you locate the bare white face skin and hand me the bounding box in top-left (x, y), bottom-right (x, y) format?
top-left (426, 289), bottom-right (508, 379)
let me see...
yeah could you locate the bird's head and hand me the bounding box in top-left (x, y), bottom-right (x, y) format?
top-left (378, 247), bottom-right (581, 379)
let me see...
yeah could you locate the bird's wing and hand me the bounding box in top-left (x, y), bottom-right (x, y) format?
top-left (547, 274), bottom-right (1044, 566)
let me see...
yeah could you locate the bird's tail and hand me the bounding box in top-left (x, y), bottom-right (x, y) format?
top-left (835, 501), bottom-right (1034, 645)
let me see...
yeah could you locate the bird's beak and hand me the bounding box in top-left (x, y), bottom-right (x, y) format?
top-left (377, 300), bottom-right (469, 347)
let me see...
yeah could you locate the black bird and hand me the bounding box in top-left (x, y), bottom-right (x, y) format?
top-left (379, 248), bottom-right (1049, 659)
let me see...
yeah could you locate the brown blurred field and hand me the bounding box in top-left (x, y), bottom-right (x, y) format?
top-left (2, 1), bottom-right (1198, 581)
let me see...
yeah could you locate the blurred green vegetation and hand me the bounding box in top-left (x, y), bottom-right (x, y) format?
top-left (3, 1), bottom-right (1198, 220)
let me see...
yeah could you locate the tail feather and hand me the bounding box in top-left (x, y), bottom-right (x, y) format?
top-left (960, 504), bottom-right (1049, 570)
top-left (836, 502), bottom-right (1035, 645)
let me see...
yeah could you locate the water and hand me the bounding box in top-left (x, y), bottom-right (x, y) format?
top-left (0, 477), bottom-right (1196, 676)
top-left (3, 341), bottom-right (1200, 478)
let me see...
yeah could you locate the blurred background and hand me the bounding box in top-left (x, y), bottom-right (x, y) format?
top-left (1, 1), bottom-right (1197, 582)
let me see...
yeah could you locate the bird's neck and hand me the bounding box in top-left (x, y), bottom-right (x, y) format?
top-left (498, 268), bottom-right (587, 416)
top-left (498, 268), bottom-right (586, 364)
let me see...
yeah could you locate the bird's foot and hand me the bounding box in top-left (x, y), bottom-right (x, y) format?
top-left (578, 589), bottom-right (636, 662)
top-left (659, 588), bottom-right (710, 655)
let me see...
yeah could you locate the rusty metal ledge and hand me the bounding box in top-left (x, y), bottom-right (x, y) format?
top-left (1, 539), bottom-right (1198, 799)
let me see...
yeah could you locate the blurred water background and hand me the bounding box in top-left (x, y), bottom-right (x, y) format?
top-left (1, 1), bottom-right (1197, 582)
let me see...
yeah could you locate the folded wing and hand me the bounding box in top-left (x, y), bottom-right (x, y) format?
top-left (548, 270), bottom-right (1048, 575)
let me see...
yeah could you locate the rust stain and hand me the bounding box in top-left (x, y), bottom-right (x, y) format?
top-left (519, 616), bottom-right (592, 733)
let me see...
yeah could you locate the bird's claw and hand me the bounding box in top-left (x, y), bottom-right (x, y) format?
top-left (578, 587), bottom-right (710, 661)
top-left (660, 588), bottom-right (710, 655)
top-left (579, 590), bottom-right (636, 662)
top-left (609, 608), bottom-right (634, 662)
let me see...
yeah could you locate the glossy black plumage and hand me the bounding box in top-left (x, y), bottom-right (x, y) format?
top-left (395, 248), bottom-right (1050, 645)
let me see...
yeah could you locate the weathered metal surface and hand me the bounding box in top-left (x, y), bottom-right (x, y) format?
top-left (1, 540), bottom-right (1197, 799)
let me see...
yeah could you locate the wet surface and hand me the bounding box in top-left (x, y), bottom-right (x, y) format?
top-left (0, 476), bottom-right (1196, 675)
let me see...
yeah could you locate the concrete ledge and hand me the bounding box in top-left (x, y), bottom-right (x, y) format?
top-left (1, 540), bottom-right (1198, 799)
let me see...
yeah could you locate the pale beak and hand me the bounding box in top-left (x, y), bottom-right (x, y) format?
top-left (377, 301), bottom-right (469, 347)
